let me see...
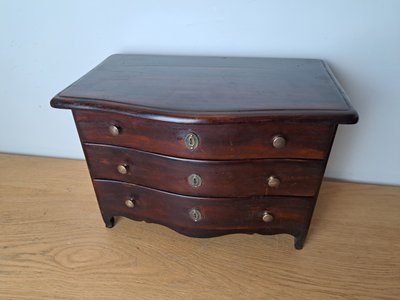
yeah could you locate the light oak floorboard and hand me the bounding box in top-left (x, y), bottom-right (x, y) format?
top-left (0, 154), bottom-right (399, 299)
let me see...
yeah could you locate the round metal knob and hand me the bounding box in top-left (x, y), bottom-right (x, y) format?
top-left (109, 125), bottom-right (120, 136)
top-left (189, 208), bottom-right (202, 222)
top-left (125, 198), bottom-right (135, 208)
top-left (188, 174), bottom-right (202, 188)
top-left (117, 164), bottom-right (128, 175)
top-left (267, 176), bottom-right (280, 188)
top-left (262, 211), bottom-right (274, 223)
top-left (184, 132), bottom-right (199, 150)
top-left (272, 135), bottom-right (286, 149)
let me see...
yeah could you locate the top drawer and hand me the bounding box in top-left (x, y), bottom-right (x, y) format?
top-left (73, 110), bottom-right (335, 160)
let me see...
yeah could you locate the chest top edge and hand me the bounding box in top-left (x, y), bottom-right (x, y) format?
top-left (51, 97), bottom-right (358, 125)
top-left (50, 54), bottom-right (358, 125)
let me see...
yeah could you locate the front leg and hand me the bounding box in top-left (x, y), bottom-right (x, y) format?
top-left (294, 225), bottom-right (311, 250)
top-left (294, 234), bottom-right (306, 250)
top-left (102, 213), bottom-right (115, 228)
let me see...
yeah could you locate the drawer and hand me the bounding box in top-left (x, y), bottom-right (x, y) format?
top-left (74, 110), bottom-right (335, 160)
top-left (85, 144), bottom-right (325, 197)
top-left (93, 180), bottom-right (315, 237)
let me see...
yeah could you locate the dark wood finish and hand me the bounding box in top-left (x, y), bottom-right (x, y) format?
top-left (93, 179), bottom-right (315, 249)
top-left (74, 110), bottom-right (336, 160)
top-left (84, 143), bottom-right (325, 197)
top-left (51, 54), bottom-right (358, 124)
top-left (50, 54), bottom-right (359, 249)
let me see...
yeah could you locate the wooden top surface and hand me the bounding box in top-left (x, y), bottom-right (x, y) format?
top-left (1, 153), bottom-right (399, 299)
top-left (51, 54), bottom-right (358, 123)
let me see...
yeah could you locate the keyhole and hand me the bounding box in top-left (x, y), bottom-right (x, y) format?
top-left (188, 174), bottom-right (202, 188)
top-left (188, 136), bottom-right (194, 147)
top-left (184, 132), bottom-right (199, 150)
top-left (189, 208), bottom-right (202, 222)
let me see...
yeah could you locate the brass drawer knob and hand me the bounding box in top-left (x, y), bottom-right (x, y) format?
top-left (184, 132), bottom-right (199, 150)
top-left (109, 125), bottom-right (120, 136)
top-left (125, 198), bottom-right (135, 208)
top-left (188, 174), bottom-right (202, 188)
top-left (117, 164), bottom-right (128, 174)
top-left (189, 208), bottom-right (202, 222)
top-left (272, 135), bottom-right (286, 149)
top-left (262, 211), bottom-right (274, 223)
top-left (267, 176), bottom-right (280, 188)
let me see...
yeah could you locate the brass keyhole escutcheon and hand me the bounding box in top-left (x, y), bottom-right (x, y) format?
top-left (188, 174), bottom-right (202, 188)
top-left (189, 208), bottom-right (202, 222)
top-left (184, 132), bottom-right (199, 150)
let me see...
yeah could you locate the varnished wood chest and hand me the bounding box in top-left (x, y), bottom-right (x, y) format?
top-left (51, 54), bottom-right (358, 249)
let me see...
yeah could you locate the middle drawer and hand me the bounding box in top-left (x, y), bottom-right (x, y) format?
top-left (84, 144), bottom-right (324, 197)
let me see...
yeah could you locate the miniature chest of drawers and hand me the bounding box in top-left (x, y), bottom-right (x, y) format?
top-left (51, 54), bottom-right (358, 249)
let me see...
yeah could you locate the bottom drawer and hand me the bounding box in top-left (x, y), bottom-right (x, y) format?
top-left (93, 180), bottom-right (315, 242)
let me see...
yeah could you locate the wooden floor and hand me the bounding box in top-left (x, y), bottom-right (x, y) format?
top-left (0, 153), bottom-right (399, 299)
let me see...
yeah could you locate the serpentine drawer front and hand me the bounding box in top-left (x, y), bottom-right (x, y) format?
top-left (84, 143), bottom-right (325, 197)
top-left (93, 180), bottom-right (315, 241)
top-left (51, 54), bottom-right (358, 249)
top-left (74, 110), bottom-right (336, 160)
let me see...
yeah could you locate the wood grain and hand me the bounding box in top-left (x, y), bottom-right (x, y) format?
top-left (1, 153), bottom-right (399, 300)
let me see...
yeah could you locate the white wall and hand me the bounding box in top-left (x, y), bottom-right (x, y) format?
top-left (1, 0), bottom-right (399, 186)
